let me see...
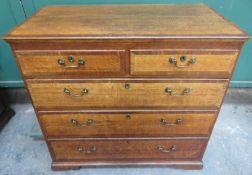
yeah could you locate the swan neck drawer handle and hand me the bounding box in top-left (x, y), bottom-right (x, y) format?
top-left (165, 87), bottom-right (190, 96)
top-left (156, 145), bottom-right (177, 153)
top-left (160, 118), bottom-right (183, 126)
top-left (71, 118), bottom-right (94, 127)
top-left (64, 87), bottom-right (89, 97)
top-left (58, 55), bottom-right (85, 68)
top-left (169, 56), bottom-right (196, 68)
top-left (76, 146), bottom-right (96, 154)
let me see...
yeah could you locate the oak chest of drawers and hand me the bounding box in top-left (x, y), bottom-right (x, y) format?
top-left (5, 4), bottom-right (249, 170)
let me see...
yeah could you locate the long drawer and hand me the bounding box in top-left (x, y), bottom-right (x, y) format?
top-left (131, 49), bottom-right (238, 78)
top-left (27, 79), bottom-right (228, 110)
top-left (15, 50), bottom-right (126, 77)
top-left (50, 139), bottom-right (207, 161)
top-left (39, 111), bottom-right (216, 138)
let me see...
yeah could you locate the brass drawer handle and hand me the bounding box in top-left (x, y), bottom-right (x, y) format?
top-left (160, 118), bottom-right (183, 126)
top-left (71, 118), bottom-right (94, 127)
top-left (165, 87), bottom-right (190, 96)
top-left (58, 55), bottom-right (85, 68)
top-left (64, 87), bottom-right (89, 97)
top-left (169, 56), bottom-right (196, 68)
top-left (156, 145), bottom-right (177, 153)
top-left (76, 146), bottom-right (96, 154)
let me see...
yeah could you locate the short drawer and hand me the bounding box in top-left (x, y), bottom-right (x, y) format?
top-left (40, 111), bottom-right (216, 138)
top-left (131, 50), bottom-right (238, 78)
top-left (15, 50), bottom-right (126, 77)
top-left (27, 79), bottom-right (227, 110)
top-left (50, 139), bottom-right (207, 161)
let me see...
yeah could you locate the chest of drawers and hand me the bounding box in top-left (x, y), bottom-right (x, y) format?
top-left (5, 4), bottom-right (249, 170)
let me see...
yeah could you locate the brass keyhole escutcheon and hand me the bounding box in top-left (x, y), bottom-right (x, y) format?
top-left (125, 83), bottom-right (130, 89)
top-left (180, 55), bottom-right (186, 62)
top-left (69, 55), bottom-right (75, 62)
top-left (126, 114), bottom-right (131, 119)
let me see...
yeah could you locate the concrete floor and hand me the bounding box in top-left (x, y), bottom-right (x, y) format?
top-left (0, 88), bottom-right (252, 175)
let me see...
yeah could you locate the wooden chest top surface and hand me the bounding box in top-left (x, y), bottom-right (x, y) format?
top-left (5, 4), bottom-right (248, 40)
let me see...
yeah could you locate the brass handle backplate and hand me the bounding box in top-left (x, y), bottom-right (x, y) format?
top-left (156, 145), bottom-right (177, 153)
top-left (58, 55), bottom-right (85, 68)
top-left (165, 87), bottom-right (190, 96)
top-left (64, 87), bottom-right (89, 97)
top-left (160, 118), bottom-right (183, 126)
top-left (71, 118), bottom-right (94, 127)
top-left (169, 56), bottom-right (196, 68)
top-left (76, 146), bottom-right (96, 154)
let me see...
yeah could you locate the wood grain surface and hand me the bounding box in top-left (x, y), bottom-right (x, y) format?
top-left (15, 50), bottom-right (126, 76)
top-left (5, 4), bottom-right (248, 39)
top-left (39, 111), bottom-right (216, 138)
top-left (131, 49), bottom-right (238, 78)
top-left (50, 139), bottom-right (207, 161)
top-left (27, 79), bottom-right (228, 109)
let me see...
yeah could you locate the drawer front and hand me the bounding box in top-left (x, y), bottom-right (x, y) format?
top-left (40, 112), bottom-right (216, 138)
top-left (27, 80), bottom-right (227, 109)
top-left (50, 139), bottom-right (207, 161)
top-left (131, 50), bottom-right (238, 78)
top-left (15, 50), bottom-right (126, 77)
